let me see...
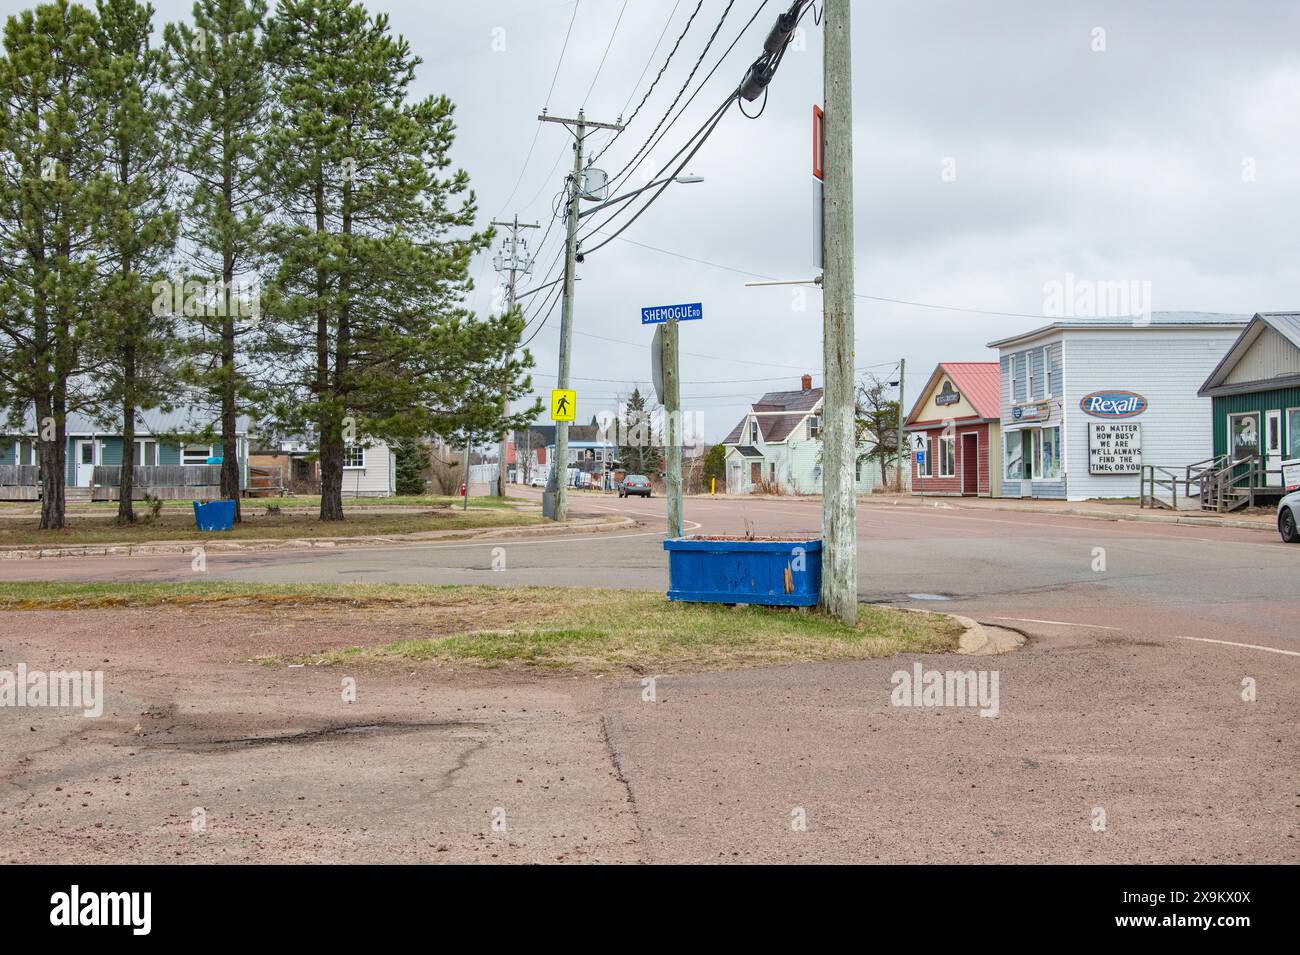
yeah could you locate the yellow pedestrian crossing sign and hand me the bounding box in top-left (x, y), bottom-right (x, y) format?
top-left (550, 389), bottom-right (576, 422)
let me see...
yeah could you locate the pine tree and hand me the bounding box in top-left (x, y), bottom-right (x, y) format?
top-left (393, 440), bottom-right (428, 495)
top-left (618, 387), bottom-right (663, 475)
top-left (0, 1), bottom-right (110, 529)
top-left (260, 0), bottom-right (538, 522)
top-left (162, 0), bottom-right (271, 522)
top-left (92, 0), bottom-right (178, 523)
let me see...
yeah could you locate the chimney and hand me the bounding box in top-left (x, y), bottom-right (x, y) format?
top-left (801, 373), bottom-right (812, 391)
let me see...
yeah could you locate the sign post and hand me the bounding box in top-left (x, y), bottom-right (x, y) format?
top-left (911, 432), bottom-right (927, 497)
top-left (644, 303), bottom-right (697, 539)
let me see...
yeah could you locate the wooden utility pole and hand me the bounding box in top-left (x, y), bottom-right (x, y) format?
top-left (537, 110), bottom-right (623, 521)
top-left (896, 357), bottom-right (906, 491)
top-left (820, 0), bottom-right (857, 624)
top-left (490, 214), bottom-right (539, 499)
top-left (663, 319), bottom-right (683, 538)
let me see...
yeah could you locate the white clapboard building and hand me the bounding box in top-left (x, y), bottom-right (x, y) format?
top-left (988, 312), bottom-right (1249, 501)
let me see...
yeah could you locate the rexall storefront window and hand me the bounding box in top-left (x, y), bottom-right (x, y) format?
top-left (1004, 426), bottom-right (1061, 481)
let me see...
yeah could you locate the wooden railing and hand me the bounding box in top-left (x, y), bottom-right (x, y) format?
top-left (92, 465), bottom-right (224, 487)
top-left (0, 464), bottom-right (38, 486)
top-left (1139, 465), bottom-right (1183, 510)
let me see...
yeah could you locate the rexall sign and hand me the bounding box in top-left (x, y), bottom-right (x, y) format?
top-left (1079, 390), bottom-right (1147, 419)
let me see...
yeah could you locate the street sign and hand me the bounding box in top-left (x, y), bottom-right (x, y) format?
top-left (915, 451), bottom-right (925, 465)
top-left (910, 432), bottom-right (927, 453)
top-left (641, 302), bottom-right (702, 325)
top-left (550, 389), bottom-right (576, 422)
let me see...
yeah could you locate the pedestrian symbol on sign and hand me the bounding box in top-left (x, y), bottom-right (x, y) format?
top-left (550, 389), bottom-right (576, 422)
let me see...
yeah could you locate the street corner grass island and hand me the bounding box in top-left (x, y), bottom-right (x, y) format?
top-left (0, 582), bottom-right (962, 674)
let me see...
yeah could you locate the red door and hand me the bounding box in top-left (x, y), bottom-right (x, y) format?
top-left (961, 433), bottom-right (979, 495)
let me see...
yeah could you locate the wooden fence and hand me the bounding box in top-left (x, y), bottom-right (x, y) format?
top-left (0, 464), bottom-right (39, 499)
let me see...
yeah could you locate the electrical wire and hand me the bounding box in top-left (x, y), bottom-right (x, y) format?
top-left (588, 0), bottom-right (699, 166)
top-left (599, 0), bottom-right (738, 188)
top-left (582, 0), bottom-right (629, 107)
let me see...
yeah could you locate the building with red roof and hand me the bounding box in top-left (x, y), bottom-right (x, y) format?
top-left (904, 362), bottom-right (1002, 497)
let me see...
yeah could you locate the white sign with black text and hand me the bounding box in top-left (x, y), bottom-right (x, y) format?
top-left (1089, 421), bottom-right (1142, 474)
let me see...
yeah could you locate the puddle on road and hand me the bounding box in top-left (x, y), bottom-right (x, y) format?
top-left (906, 593), bottom-right (951, 601)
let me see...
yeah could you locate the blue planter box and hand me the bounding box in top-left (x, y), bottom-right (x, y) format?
top-left (194, 499), bottom-right (236, 532)
top-left (663, 536), bottom-right (822, 607)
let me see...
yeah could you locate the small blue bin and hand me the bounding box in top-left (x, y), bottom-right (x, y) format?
top-left (664, 536), bottom-right (822, 607)
top-left (194, 499), bottom-right (236, 532)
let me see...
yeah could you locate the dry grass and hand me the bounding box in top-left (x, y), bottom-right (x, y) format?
top-left (0, 582), bottom-right (963, 674)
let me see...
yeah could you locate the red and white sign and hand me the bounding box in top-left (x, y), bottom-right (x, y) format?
top-left (812, 104), bottom-right (824, 181)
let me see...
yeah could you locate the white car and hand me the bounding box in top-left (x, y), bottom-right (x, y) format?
top-left (1278, 490), bottom-right (1300, 543)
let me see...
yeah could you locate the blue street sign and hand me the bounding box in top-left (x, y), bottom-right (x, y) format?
top-left (915, 451), bottom-right (925, 465)
top-left (641, 302), bottom-right (703, 325)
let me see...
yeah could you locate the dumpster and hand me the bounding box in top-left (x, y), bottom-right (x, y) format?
top-left (193, 499), bottom-right (236, 532)
top-left (663, 536), bottom-right (822, 607)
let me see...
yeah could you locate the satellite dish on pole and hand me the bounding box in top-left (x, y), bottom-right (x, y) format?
top-left (651, 324), bottom-right (664, 404)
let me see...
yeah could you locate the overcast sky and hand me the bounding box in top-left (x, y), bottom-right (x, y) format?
top-left (8, 0), bottom-right (1298, 441)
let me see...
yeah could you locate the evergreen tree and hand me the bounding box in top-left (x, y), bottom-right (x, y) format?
top-left (260, 0), bottom-right (537, 522)
top-left (0, 1), bottom-right (110, 529)
top-left (618, 387), bottom-right (662, 475)
top-left (393, 439), bottom-right (428, 495)
top-left (702, 443), bottom-right (726, 487)
top-left (163, 0), bottom-right (271, 523)
top-left (92, 0), bottom-right (178, 523)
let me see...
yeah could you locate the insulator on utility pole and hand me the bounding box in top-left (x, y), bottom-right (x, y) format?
top-left (739, 62), bottom-right (776, 101)
top-left (764, 10), bottom-right (799, 54)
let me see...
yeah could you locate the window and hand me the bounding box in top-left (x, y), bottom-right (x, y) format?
top-left (808, 415), bottom-right (820, 440)
top-left (1009, 354), bottom-right (1019, 400)
top-left (938, 435), bottom-right (955, 477)
top-left (1228, 413), bottom-right (1259, 463)
top-left (181, 443), bottom-right (212, 465)
top-left (343, 443), bottom-right (365, 469)
top-left (1004, 432), bottom-right (1025, 482)
top-left (14, 439), bottom-right (38, 466)
top-left (917, 436), bottom-right (932, 478)
top-left (1288, 409), bottom-right (1300, 459)
top-left (133, 439), bottom-right (159, 467)
top-left (1043, 346), bottom-right (1052, 395)
top-left (749, 420), bottom-right (759, 444)
top-left (1026, 353), bottom-right (1035, 399)
top-left (1036, 426), bottom-right (1061, 479)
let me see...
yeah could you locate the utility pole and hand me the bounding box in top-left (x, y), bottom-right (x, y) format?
top-left (491, 214), bottom-right (539, 499)
top-left (663, 319), bottom-right (682, 538)
top-left (820, 0), bottom-right (857, 625)
top-left (537, 109), bottom-right (623, 522)
top-left (895, 358), bottom-right (905, 492)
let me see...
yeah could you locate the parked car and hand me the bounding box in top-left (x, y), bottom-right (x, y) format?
top-left (619, 474), bottom-right (652, 498)
top-left (1278, 490), bottom-right (1300, 543)
top-left (529, 472), bottom-right (547, 488)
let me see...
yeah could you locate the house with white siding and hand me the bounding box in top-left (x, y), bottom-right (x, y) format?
top-left (720, 374), bottom-right (900, 494)
top-left (988, 312), bottom-right (1249, 501)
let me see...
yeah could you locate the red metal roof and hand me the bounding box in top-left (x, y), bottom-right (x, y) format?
top-left (906, 361), bottom-right (1001, 425)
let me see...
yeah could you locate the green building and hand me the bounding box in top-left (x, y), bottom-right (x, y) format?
top-left (1198, 311), bottom-right (1300, 498)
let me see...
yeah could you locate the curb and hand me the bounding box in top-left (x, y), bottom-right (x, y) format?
top-left (0, 516), bottom-right (638, 561)
top-left (951, 614), bottom-right (1025, 656)
top-left (858, 495), bottom-right (1274, 532)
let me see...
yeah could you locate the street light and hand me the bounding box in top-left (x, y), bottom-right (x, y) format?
top-left (577, 175), bottom-right (704, 220)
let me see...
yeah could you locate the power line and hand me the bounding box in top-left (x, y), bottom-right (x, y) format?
top-left (582, 0), bottom-right (630, 108)
top-left (601, 0), bottom-right (739, 189)
top-left (588, 0), bottom-right (698, 166)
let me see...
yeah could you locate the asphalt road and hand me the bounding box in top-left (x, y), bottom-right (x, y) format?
top-left (2, 490), bottom-right (1297, 863)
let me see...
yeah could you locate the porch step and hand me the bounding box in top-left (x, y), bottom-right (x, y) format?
top-left (65, 487), bottom-right (92, 502)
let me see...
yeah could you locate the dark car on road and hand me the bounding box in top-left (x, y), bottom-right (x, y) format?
top-left (619, 474), bottom-right (652, 498)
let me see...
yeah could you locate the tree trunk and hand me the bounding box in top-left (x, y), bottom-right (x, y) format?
top-left (118, 347), bottom-right (136, 522)
top-left (38, 411), bottom-right (66, 530)
top-left (319, 416), bottom-right (343, 520)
